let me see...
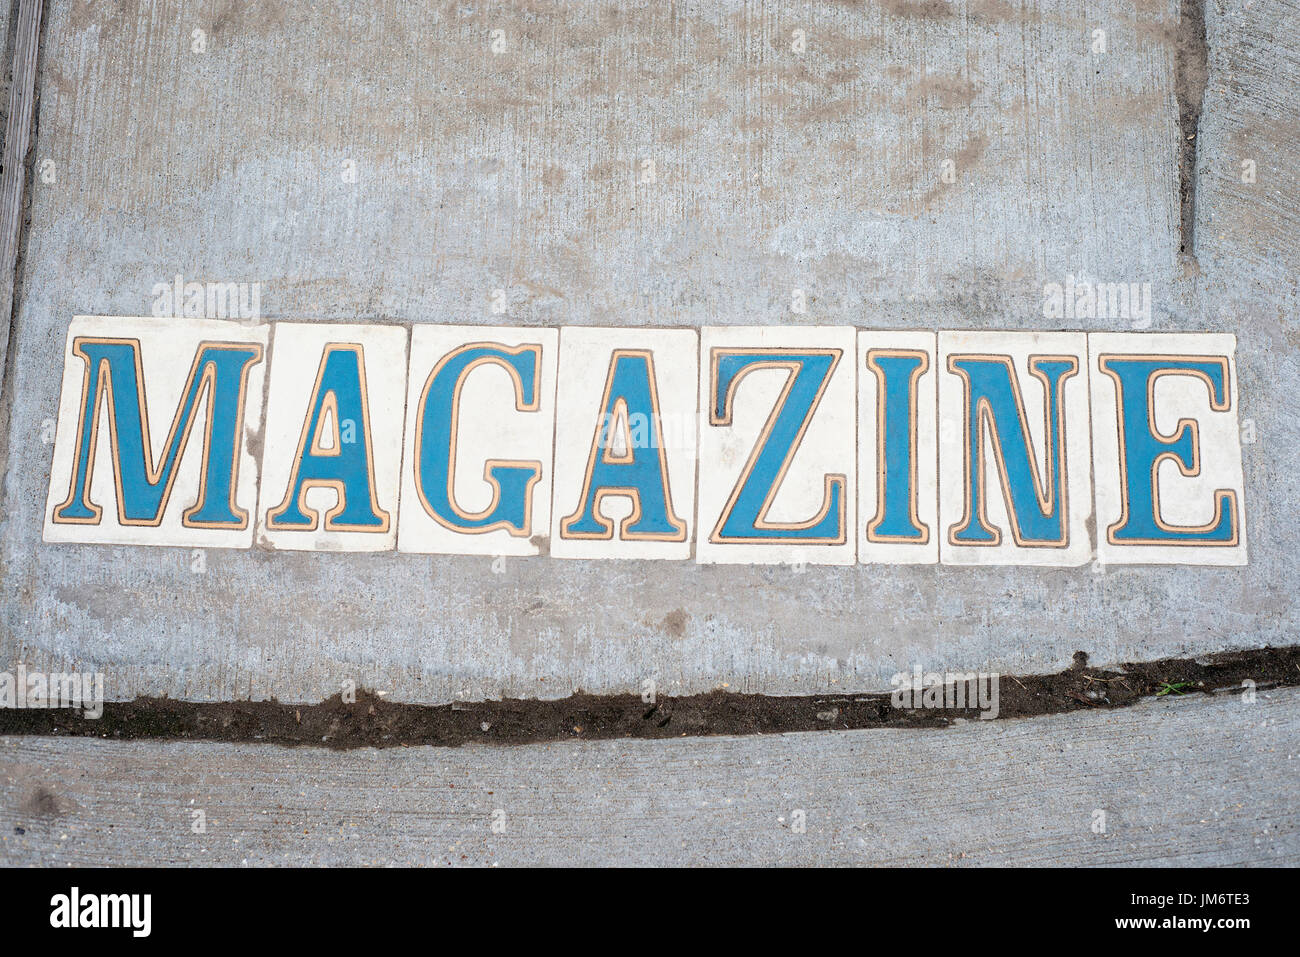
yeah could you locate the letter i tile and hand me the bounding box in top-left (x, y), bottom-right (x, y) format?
top-left (859, 330), bottom-right (938, 564)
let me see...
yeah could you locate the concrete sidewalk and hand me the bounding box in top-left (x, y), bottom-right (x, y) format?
top-left (1, 0), bottom-right (1296, 705)
top-left (3, 686), bottom-right (1295, 866)
top-left (0, 0), bottom-right (1296, 868)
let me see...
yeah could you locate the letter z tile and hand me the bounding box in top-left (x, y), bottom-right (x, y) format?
top-left (697, 326), bottom-right (857, 565)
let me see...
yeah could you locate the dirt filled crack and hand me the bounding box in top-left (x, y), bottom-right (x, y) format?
top-left (0, 646), bottom-right (1295, 749)
top-left (1176, 0), bottom-right (1209, 260)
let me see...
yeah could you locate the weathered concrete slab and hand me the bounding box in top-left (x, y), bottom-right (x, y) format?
top-left (0, 0), bottom-right (38, 375)
top-left (0, 0), bottom-right (1295, 705)
top-left (0, 1), bottom-right (16, 149)
top-left (1197, 0), bottom-right (1300, 309)
top-left (2, 686), bottom-right (1295, 866)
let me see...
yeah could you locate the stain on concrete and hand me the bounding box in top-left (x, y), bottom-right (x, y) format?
top-left (662, 607), bottom-right (687, 638)
top-left (902, 74), bottom-right (979, 110)
top-left (19, 785), bottom-right (66, 819)
top-left (915, 130), bottom-right (989, 211)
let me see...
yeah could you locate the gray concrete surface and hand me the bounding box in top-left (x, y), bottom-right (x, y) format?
top-left (0, 0), bottom-right (36, 374)
top-left (2, 686), bottom-right (1296, 866)
top-left (0, 1), bottom-right (16, 147)
top-left (0, 0), bottom-right (1295, 707)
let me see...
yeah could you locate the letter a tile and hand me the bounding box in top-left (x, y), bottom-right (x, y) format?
top-left (550, 328), bottom-right (698, 560)
top-left (257, 322), bottom-right (408, 551)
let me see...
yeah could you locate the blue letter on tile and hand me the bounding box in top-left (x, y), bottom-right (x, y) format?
top-left (867, 349), bottom-right (929, 543)
top-left (267, 344), bottom-right (391, 531)
top-left (1098, 355), bottom-right (1237, 545)
top-left (561, 350), bottom-right (686, 541)
top-left (947, 355), bottom-right (1077, 548)
top-left (709, 349), bottom-right (845, 544)
top-left (415, 343), bottom-right (542, 536)
top-left (53, 337), bottom-right (262, 528)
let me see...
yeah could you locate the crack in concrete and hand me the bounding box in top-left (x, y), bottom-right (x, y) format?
top-left (1176, 0), bottom-right (1209, 261)
top-left (0, 645), bottom-right (1294, 749)
top-left (0, 0), bottom-right (47, 512)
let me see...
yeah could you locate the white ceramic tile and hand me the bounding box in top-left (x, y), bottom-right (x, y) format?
top-left (43, 315), bottom-right (269, 549)
top-left (550, 328), bottom-right (698, 560)
top-left (858, 331), bottom-right (938, 564)
top-left (696, 326), bottom-right (856, 565)
top-left (1089, 332), bottom-right (1246, 566)
top-left (938, 331), bottom-right (1092, 566)
top-left (256, 323), bottom-right (408, 551)
top-left (397, 326), bottom-right (558, 556)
